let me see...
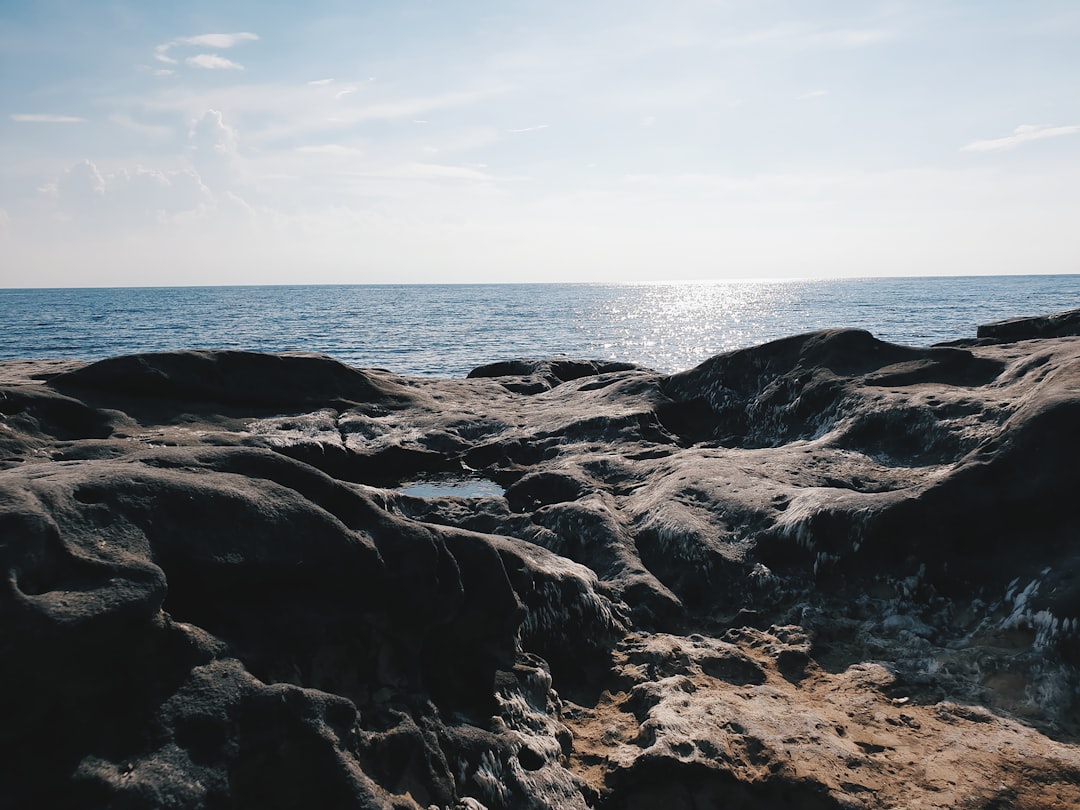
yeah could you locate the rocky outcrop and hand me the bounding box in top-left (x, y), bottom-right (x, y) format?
top-left (976, 308), bottom-right (1080, 343)
top-left (2, 311), bottom-right (1080, 808)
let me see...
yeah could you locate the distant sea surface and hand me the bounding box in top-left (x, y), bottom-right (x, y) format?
top-left (2, 276), bottom-right (1079, 378)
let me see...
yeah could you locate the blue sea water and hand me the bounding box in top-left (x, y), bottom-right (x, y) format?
top-left (1, 276), bottom-right (1078, 378)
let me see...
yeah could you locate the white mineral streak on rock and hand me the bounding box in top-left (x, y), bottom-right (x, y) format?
top-left (249, 408), bottom-right (344, 448)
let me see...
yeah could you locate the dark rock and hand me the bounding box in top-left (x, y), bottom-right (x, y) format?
top-left (468, 358), bottom-right (639, 383)
top-left (977, 308), bottom-right (1080, 342)
top-left (505, 470), bottom-right (587, 512)
top-left (467, 358), bottom-right (642, 394)
top-left (4, 320), bottom-right (1080, 809)
top-left (49, 349), bottom-right (414, 409)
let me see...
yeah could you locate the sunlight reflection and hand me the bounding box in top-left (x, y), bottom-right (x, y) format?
top-left (591, 281), bottom-right (796, 370)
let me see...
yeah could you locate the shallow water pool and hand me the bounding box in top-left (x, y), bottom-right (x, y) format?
top-left (395, 478), bottom-right (505, 499)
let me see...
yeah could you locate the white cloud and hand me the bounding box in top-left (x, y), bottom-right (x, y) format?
top-left (308, 78), bottom-right (334, 86)
top-left (811, 28), bottom-right (892, 48)
top-left (295, 144), bottom-right (364, 156)
top-left (798, 89), bottom-right (828, 101)
top-left (190, 110), bottom-right (239, 157)
top-left (53, 159), bottom-right (102, 208)
top-left (177, 32), bottom-right (259, 49)
top-left (132, 74), bottom-right (503, 129)
top-left (10, 113), bottom-right (85, 123)
top-left (225, 85), bottom-right (508, 145)
top-left (508, 124), bottom-right (549, 133)
top-left (359, 88), bottom-right (506, 123)
top-left (714, 27), bottom-right (785, 48)
top-left (353, 163), bottom-right (496, 181)
top-left (153, 32), bottom-right (258, 71)
top-left (719, 23), bottom-right (893, 50)
top-left (10, 155), bottom-right (1080, 287)
top-left (109, 113), bottom-right (174, 140)
top-left (186, 54), bottom-right (245, 71)
top-left (44, 159), bottom-right (213, 231)
top-left (114, 167), bottom-right (209, 216)
top-left (184, 109), bottom-right (246, 194)
top-left (962, 124), bottom-right (1080, 152)
top-left (154, 45), bottom-right (177, 65)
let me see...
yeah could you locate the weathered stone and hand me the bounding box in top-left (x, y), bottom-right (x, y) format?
top-left (1, 314), bottom-right (1080, 808)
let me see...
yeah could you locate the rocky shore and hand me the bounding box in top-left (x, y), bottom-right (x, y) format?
top-left (2, 311), bottom-right (1080, 809)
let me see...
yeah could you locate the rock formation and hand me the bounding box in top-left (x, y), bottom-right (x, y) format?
top-left (2, 310), bottom-right (1080, 808)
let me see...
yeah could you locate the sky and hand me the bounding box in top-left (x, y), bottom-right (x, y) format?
top-left (1, 0), bottom-right (1078, 287)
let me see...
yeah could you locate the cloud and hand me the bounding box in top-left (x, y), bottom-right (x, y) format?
top-left (154, 32), bottom-right (258, 71)
top-left (42, 159), bottom-right (215, 232)
top-left (508, 124), bottom-right (549, 133)
top-left (400, 163), bottom-right (495, 181)
top-left (236, 85), bottom-right (508, 145)
top-left (154, 44), bottom-right (177, 65)
top-left (112, 79), bottom-right (505, 164)
top-left (188, 109), bottom-right (241, 190)
top-left (295, 144), bottom-right (364, 156)
top-left (176, 32), bottom-right (259, 49)
top-left (186, 54), bottom-right (245, 71)
top-left (190, 110), bottom-right (239, 156)
top-left (811, 28), bottom-right (892, 48)
top-left (53, 160), bottom-right (104, 203)
top-left (962, 124), bottom-right (1080, 153)
top-left (351, 163), bottom-right (496, 181)
top-left (10, 113), bottom-right (85, 123)
top-left (798, 89), bottom-right (828, 101)
top-left (112, 167), bottom-right (209, 217)
top-left (719, 23), bottom-right (893, 50)
top-left (109, 113), bottom-right (175, 140)
top-left (308, 78), bottom-right (334, 86)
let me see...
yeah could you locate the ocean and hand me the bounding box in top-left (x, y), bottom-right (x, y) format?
top-left (2, 276), bottom-right (1078, 378)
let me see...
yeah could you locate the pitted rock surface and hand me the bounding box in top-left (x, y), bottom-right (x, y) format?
top-left (2, 313), bottom-right (1080, 808)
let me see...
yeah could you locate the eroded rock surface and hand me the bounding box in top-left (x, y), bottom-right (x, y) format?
top-left (3, 312), bottom-right (1080, 808)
